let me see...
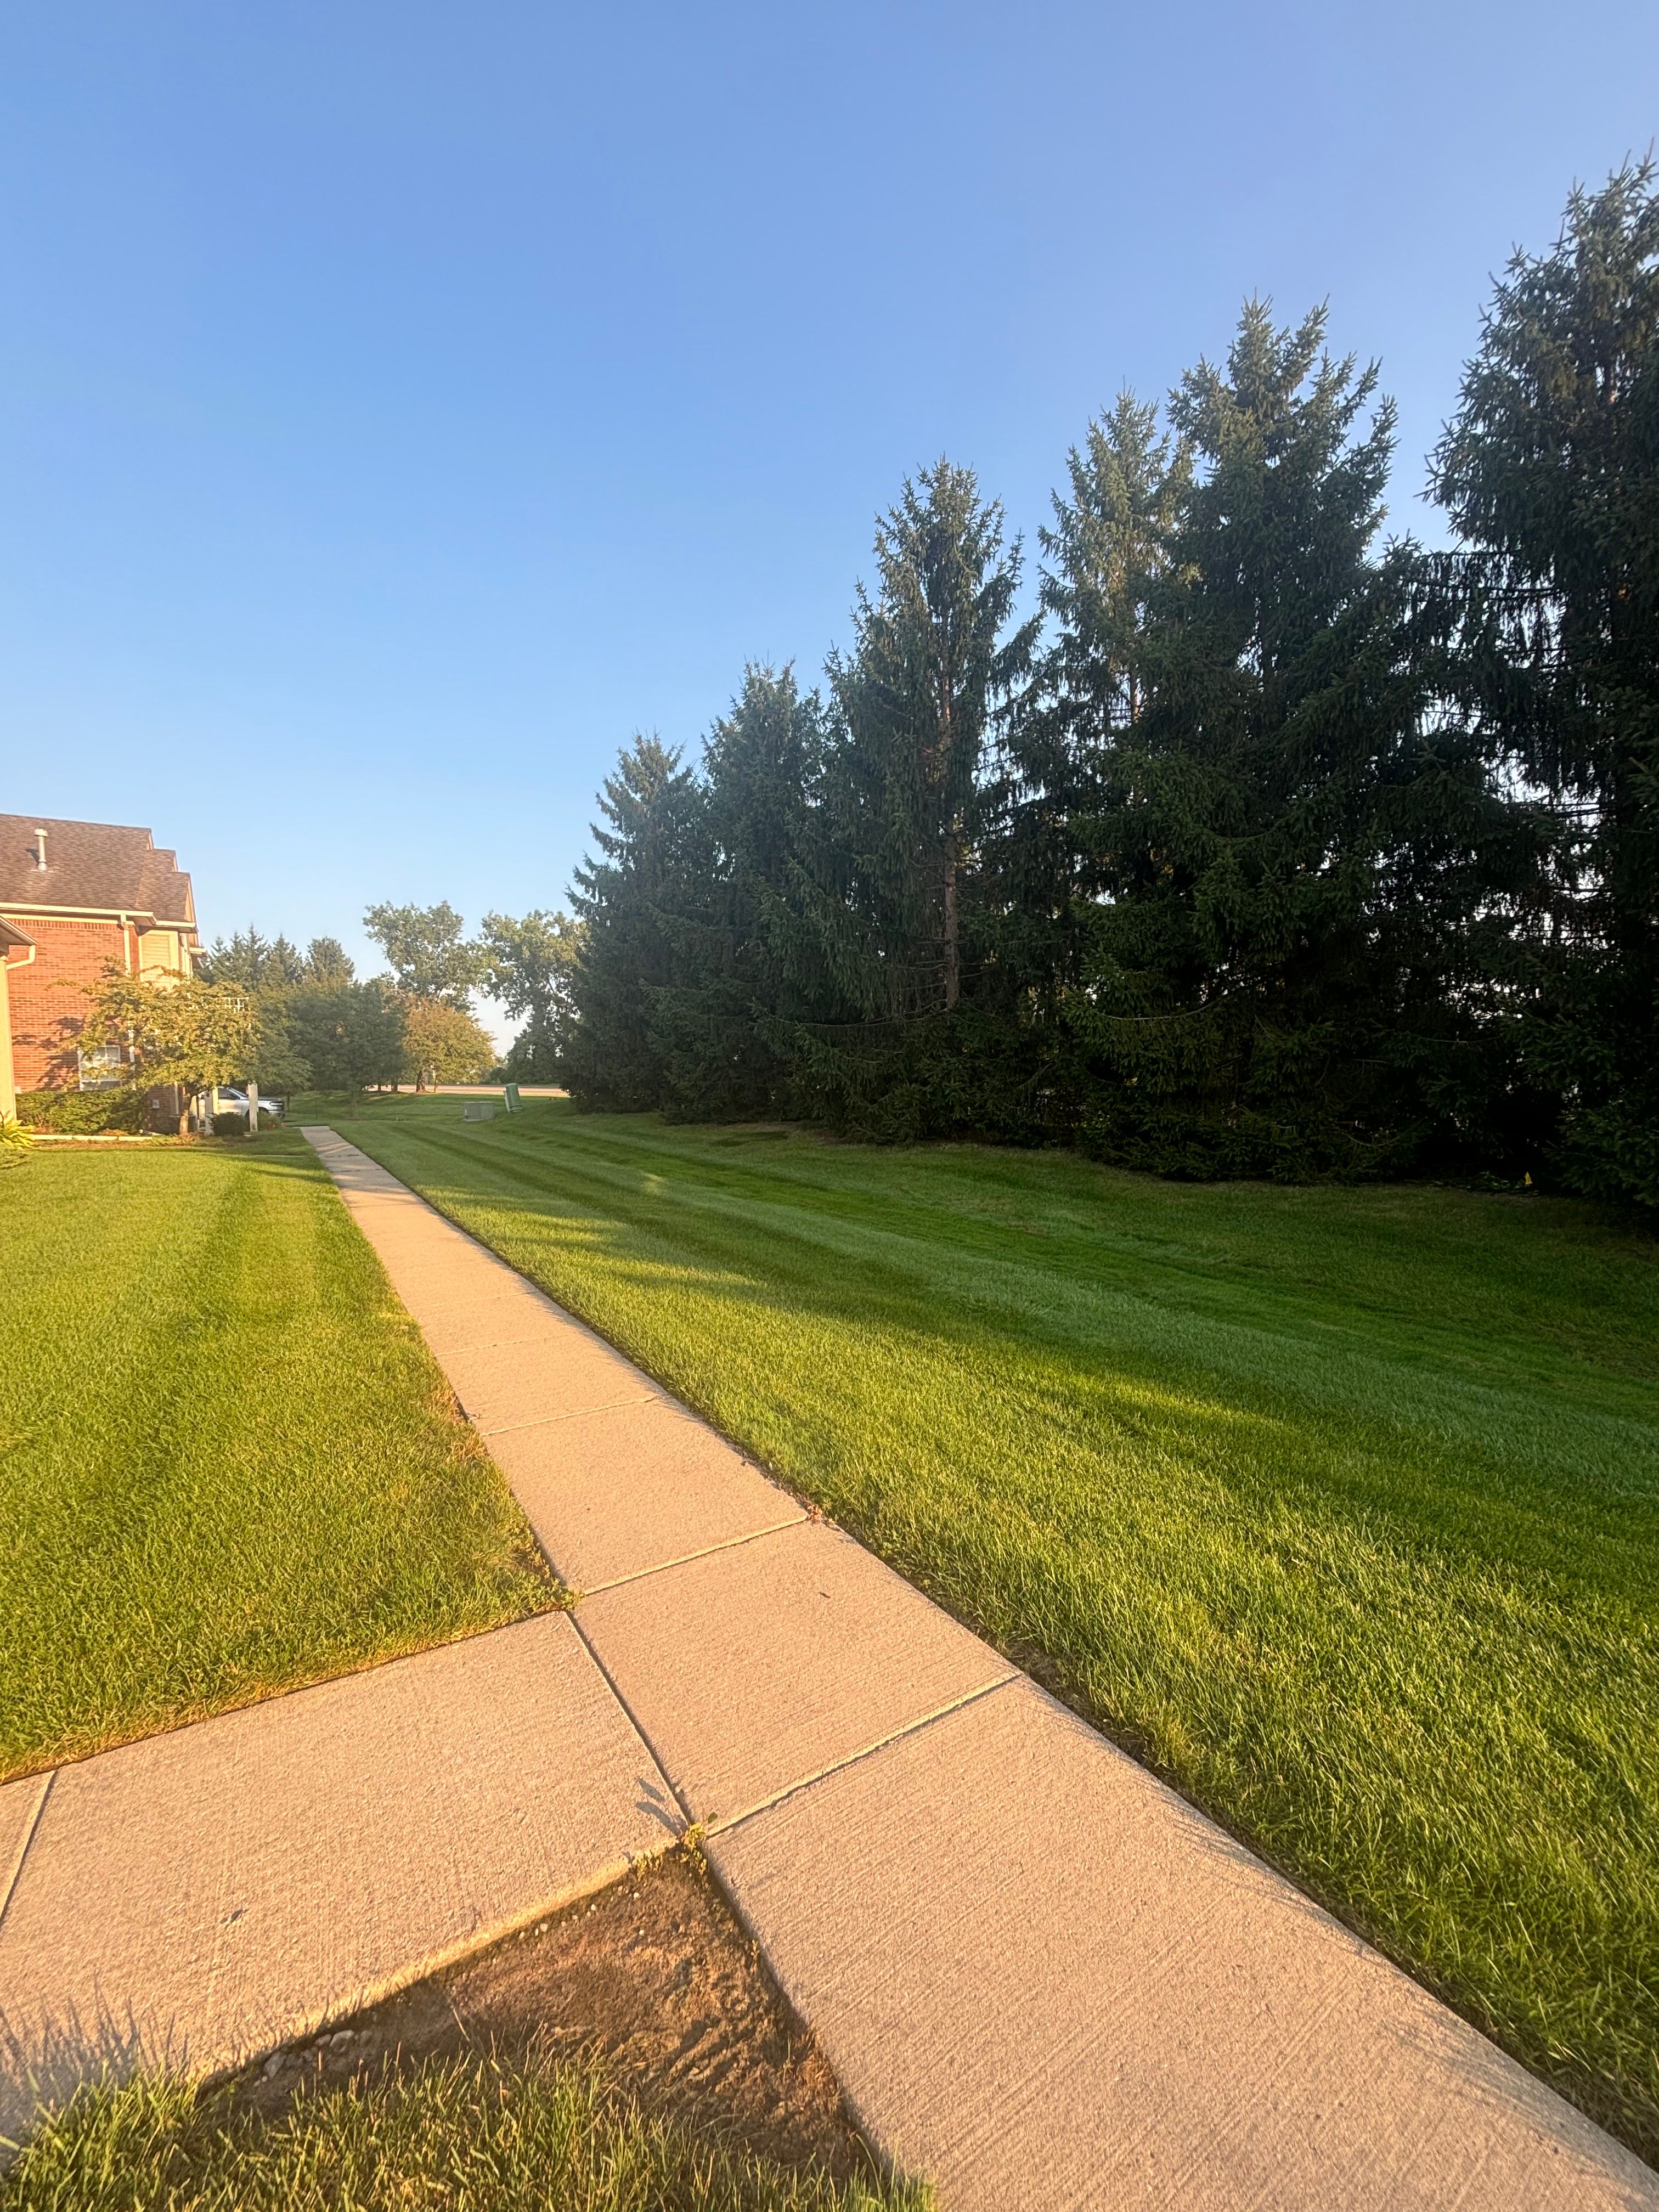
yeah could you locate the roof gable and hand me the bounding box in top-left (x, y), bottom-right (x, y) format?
top-left (0, 815), bottom-right (196, 926)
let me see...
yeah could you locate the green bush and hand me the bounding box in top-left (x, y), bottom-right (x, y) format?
top-left (14, 1087), bottom-right (150, 1135)
top-left (207, 1104), bottom-right (278, 1135)
top-left (0, 1114), bottom-right (30, 1168)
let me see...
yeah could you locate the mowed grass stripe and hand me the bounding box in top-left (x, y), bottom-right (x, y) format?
top-left (0, 1131), bottom-right (554, 1779)
top-left (319, 1092), bottom-right (1659, 2161)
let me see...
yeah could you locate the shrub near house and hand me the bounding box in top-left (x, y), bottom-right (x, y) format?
top-left (14, 1085), bottom-right (149, 1135)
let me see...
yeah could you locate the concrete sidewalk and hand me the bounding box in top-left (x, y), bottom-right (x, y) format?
top-left (2, 1124), bottom-right (1652, 2209)
top-left (297, 1129), bottom-right (1656, 2211)
top-left (0, 1615), bottom-right (676, 2146)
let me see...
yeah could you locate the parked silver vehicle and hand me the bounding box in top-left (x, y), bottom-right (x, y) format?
top-left (201, 1086), bottom-right (283, 1126)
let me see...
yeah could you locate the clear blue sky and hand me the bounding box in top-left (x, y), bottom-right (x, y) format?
top-left (3, 1), bottom-right (1654, 1034)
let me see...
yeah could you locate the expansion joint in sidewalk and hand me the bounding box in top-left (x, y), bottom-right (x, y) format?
top-left (703, 1674), bottom-right (1019, 1841)
top-left (479, 1393), bottom-right (661, 1437)
top-left (0, 1772), bottom-right (53, 1937)
top-left (579, 1514), bottom-right (809, 1597)
top-left (564, 1612), bottom-right (696, 1838)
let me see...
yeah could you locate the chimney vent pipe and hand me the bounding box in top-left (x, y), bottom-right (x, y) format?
top-left (33, 828), bottom-right (47, 870)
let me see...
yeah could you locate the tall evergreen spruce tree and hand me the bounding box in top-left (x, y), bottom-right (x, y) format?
top-left (1059, 303), bottom-right (1521, 1175)
top-left (652, 665), bottom-right (829, 1119)
top-left (788, 461), bottom-right (1036, 1134)
top-left (563, 734), bottom-right (698, 1110)
top-left (1039, 391), bottom-right (1190, 738)
top-left (200, 928), bottom-right (306, 989)
top-left (1431, 162), bottom-right (1659, 1206)
top-left (976, 395), bottom-right (1192, 1130)
top-left (551, 242), bottom-right (1651, 1200)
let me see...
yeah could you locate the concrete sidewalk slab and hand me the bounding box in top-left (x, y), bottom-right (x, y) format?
top-left (708, 1675), bottom-right (1657, 2212)
top-left (299, 1127), bottom-right (1657, 2209)
top-left (419, 1307), bottom-right (581, 1358)
top-left (415, 1286), bottom-right (565, 1344)
top-left (300, 1136), bottom-right (648, 1408)
top-left (359, 1227), bottom-right (515, 1299)
top-left (302, 1130), bottom-right (413, 1183)
top-left (441, 1330), bottom-right (665, 1435)
top-left (301, 1131), bottom-right (506, 1276)
top-left (366, 1246), bottom-right (521, 1323)
top-left (579, 1521), bottom-right (1014, 1829)
top-left (356, 1237), bottom-right (510, 1293)
top-left (0, 1616), bottom-right (678, 2146)
top-left (489, 1398), bottom-right (806, 1593)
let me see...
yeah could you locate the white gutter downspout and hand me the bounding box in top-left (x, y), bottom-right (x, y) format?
top-left (0, 938), bottom-right (35, 1121)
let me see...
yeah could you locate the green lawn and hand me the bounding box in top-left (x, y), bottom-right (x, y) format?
top-left (0, 2056), bottom-right (924, 2212)
top-left (0, 1129), bottom-right (553, 1779)
top-left (311, 1091), bottom-right (1659, 2160)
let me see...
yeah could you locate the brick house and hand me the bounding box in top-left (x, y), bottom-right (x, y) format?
top-left (0, 816), bottom-right (201, 1114)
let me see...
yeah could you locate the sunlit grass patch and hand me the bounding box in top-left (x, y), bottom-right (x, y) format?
top-left (317, 1090), bottom-right (1659, 2161)
top-left (0, 2055), bottom-right (925, 2212)
top-left (0, 1128), bottom-right (554, 1778)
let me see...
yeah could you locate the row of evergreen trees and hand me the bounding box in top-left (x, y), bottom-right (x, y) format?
top-left (561, 168), bottom-right (1659, 1205)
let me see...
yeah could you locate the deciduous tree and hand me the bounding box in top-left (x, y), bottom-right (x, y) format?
top-left (398, 995), bottom-right (497, 1087)
top-left (363, 901), bottom-right (483, 1007)
top-left (479, 909), bottom-right (584, 1084)
top-left (81, 967), bottom-right (261, 1136)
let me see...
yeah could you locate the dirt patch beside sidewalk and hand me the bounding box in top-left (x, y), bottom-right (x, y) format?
top-left (232, 1847), bottom-right (871, 2180)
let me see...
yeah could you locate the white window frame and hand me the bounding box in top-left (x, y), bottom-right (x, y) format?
top-left (77, 1042), bottom-right (126, 1092)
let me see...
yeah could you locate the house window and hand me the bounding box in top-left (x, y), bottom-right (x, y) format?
top-left (77, 1042), bottom-right (125, 1091)
top-left (138, 930), bottom-right (182, 975)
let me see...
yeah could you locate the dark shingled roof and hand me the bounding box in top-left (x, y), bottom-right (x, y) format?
top-left (0, 815), bottom-right (196, 926)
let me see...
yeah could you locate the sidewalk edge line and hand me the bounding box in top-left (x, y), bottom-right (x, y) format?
top-left (0, 1773), bottom-right (54, 1936)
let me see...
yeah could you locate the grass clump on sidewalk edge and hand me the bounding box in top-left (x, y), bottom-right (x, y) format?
top-left (0, 2054), bottom-right (928, 2212)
